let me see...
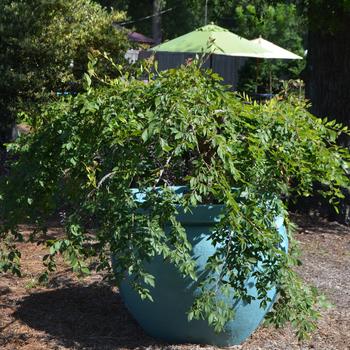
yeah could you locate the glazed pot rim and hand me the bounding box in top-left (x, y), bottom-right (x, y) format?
top-left (128, 186), bottom-right (283, 228)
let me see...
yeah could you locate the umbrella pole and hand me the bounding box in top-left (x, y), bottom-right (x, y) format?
top-left (269, 63), bottom-right (272, 94)
top-left (256, 58), bottom-right (260, 94)
top-left (210, 54), bottom-right (213, 70)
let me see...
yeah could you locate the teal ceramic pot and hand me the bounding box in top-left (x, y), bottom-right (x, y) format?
top-left (117, 188), bottom-right (288, 346)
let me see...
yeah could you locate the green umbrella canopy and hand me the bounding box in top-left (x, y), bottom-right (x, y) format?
top-left (251, 37), bottom-right (303, 60)
top-left (150, 24), bottom-right (269, 58)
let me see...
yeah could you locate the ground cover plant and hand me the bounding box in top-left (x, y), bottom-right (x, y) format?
top-left (0, 60), bottom-right (349, 341)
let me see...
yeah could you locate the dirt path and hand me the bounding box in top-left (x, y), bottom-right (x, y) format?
top-left (0, 215), bottom-right (349, 350)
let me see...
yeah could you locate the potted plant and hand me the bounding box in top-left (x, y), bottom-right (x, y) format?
top-left (0, 60), bottom-right (349, 345)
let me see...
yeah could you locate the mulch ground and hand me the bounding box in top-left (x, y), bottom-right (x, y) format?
top-left (0, 214), bottom-right (349, 350)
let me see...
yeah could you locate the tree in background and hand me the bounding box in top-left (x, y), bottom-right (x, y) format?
top-left (99, 0), bottom-right (201, 40)
top-left (306, 0), bottom-right (350, 144)
top-left (102, 0), bottom-right (306, 94)
top-left (208, 1), bottom-right (306, 93)
top-left (300, 0), bottom-right (350, 223)
top-left (0, 0), bottom-right (129, 146)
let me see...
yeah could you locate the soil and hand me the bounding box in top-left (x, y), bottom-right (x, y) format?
top-left (0, 214), bottom-right (349, 350)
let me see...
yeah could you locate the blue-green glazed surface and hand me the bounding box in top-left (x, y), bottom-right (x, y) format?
top-left (118, 188), bottom-right (287, 346)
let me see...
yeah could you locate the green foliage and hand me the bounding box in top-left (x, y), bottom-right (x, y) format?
top-left (307, 0), bottom-right (350, 32)
top-left (1, 61), bottom-right (349, 338)
top-left (0, 0), bottom-right (129, 141)
top-left (96, 0), bottom-right (202, 40)
top-left (233, 1), bottom-right (306, 93)
top-left (105, 0), bottom-right (306, 94)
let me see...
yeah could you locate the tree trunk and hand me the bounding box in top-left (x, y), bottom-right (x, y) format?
top-left (306, 3), bottom-right (350, 144)
top-left (152, 0), bottom-right (162, 44)
top-left (305, 2), bottom-right (350, 223)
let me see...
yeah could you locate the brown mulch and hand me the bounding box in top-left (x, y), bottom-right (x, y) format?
top-left (0, 214), bottom-right (349, 350)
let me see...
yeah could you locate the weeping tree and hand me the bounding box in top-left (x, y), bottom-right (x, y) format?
top-left (1, 61), bottom-right (350, 339)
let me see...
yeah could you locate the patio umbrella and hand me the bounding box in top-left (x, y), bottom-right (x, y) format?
top-left (149, 24), bottom-right (269, 58)
top-left (250, 36), bottom-right (302, 60)
top-left (250, 37), bottom-right (302, 94)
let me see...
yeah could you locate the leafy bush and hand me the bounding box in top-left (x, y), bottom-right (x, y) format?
top-left (0, 0), bottom-right (129, 143)
top-left (234, 2), bottom-right (306, 94)
top-left (1, 61), bottom-right (349, 339)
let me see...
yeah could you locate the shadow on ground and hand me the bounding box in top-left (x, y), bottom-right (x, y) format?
top-left (13, 284), bottom-right (160, 349)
